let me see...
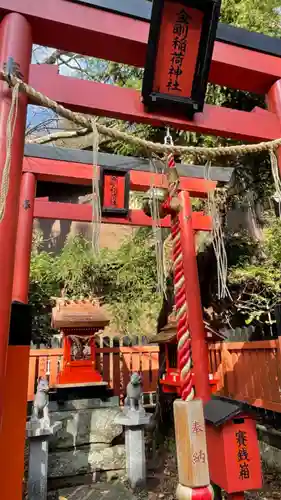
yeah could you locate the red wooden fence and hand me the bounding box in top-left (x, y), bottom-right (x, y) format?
top-left (28, 344), bottom-right (159, 402)
top-left (28, 339), bottom-right (281, 413)
top-left (209, 339), bottom-right (281, 413)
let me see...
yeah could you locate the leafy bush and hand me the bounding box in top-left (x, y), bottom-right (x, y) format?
top-left (228, 217), bottom-right (281, 327)
top-left (29, 230), bottom-right (162, 343)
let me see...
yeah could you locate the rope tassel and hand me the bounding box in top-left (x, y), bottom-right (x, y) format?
top-left (0, 83), bottom-right (20, 222)
top-left (91, 119), bottom-right (102, 254)
top-left (205, 163), bottom-right (230, 300)
top-left (149, 157), bottom-right (166, 296)
top-left (270, 149), bottom-right (281, 215)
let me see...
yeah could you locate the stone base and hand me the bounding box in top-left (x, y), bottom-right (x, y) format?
top-left (48, 444), bottom-right (126, 478)
top-left (26, 420), bottom-right (63, 439)
top-left (48, 407), bottom-right (124, 450)
top-left (115, 409), bottom-right (151, 427)
top-left (26, 399), bottom-right (126, 487)
top-left (48, 468), bottom-right (125, 491)
top-left (27, 420), bottom-right (63, 500)
top-left (115, 409), bottom-right (151, 490)
top-left (48, 483), bottom-right (136, 500)
top-left (46, 405), bottom-right (126, 482)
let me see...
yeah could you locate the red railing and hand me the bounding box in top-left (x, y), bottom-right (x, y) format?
top-left (28, 339), bottom-right (281, 413)
top-left (28, 344), bottom-right (159, 402)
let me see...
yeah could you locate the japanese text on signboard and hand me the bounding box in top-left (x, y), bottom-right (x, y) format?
top-left (110, 176), bottom-right (118, 206)
top-left (236, 430), bottom-right (250, 480)
top-left (167, 9), bottom-right (191, 93)
top-left (191, 420), bottom-right (206, 465)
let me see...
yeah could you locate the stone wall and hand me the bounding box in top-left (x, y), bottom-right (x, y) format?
top-left (257, 424), bottom-right (281, 473)
top-left (48, 401), bottom-right (126, 487)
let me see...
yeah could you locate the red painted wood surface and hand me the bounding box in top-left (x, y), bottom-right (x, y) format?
top-left (0, 13), bottom-right (32, 426)
top-left (27, 355), bottom-right (37, 402)
top-left (1, 0), bottom-right (281, 93)
top-left (57, 335), bottom-right (104, 386)
top-left (29, 65), bottom-right (281, 142)
top-left (153, 3), bottom-right (203, 97)
top-left (180, 192), bottom-right (211, 402)
top-left (209, 340), bottom-right (281, 413)
top-left (12, 173), bottom-right (36, 303)
top-left (27, 344), bottom-right (160, 402)
top-left (101, 346), bottom-right (110, 385)
top-left (0, 14), bottom-right (33, 499)
top-left (112, 343), bottom-right (121, 397)
top-left (207, 415), bottom-right (262, 493)
top-left (22, 156), bottom-right (217, 197)
top-left (2, 173), bottom-right (36, 500)
top-left (28, 340), bottom-right (281, 413)
top-left (33, 200), bottom-right (213, 231)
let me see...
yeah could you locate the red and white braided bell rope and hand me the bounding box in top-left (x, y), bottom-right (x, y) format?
top-left (167, 152), bottom-right (194, 402)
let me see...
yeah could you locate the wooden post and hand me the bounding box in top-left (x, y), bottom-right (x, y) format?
top-left (174, 399), bottom-right (213, 499)
top-left (0, 172), bottom-right (36, 500)
top-left (0, 13), bottom-right (32, 427)
top-left (276, 336), bottom-right (281, 386)
top-left (179, 191), bottom-right (211, 402)
top-left (0, 13), bottom-right (32, 500)
top-left (0, 173), bottom-right (36, 499)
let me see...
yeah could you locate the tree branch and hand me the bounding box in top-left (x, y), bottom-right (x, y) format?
top-left (26, 128), bottom-right (90, 145)
top-left (41, 49), bottom-right (75, 65)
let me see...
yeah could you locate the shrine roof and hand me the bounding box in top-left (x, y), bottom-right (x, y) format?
top-left (150, 319), bottom-right (226, 344)
top-left (51, 298), bottom-right (110, 329)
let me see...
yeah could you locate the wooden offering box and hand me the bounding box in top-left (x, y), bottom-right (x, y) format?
top-left (52, 299), bottom-right (109, 388)
top-left (205, 398), bottom-right (262, 493)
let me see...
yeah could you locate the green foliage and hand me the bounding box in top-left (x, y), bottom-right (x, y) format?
top-left (56, 236), bottom-right (98, 298)
top-left (263, 219), bottom-right (281, 264)
top-left (221, 0), bottom-right (281, 35)
top-left (31, 0), bottom-right (281, 340)
top-left (225, 230), bottom-right (259, 267)
top-left (228, 217), bottom-right (281, 327)
top-left (29, 231), bottom-right (161, 343)
top-left (29, 252), bottom-right (59, 345)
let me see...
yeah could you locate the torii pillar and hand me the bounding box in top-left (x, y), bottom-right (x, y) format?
top-left (0, 13), bottom-right (32, 499)
top-left (0, 173), bottom-right (36, 499)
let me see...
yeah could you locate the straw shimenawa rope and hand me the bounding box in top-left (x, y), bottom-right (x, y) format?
top-left (2, 71), bottom-right (281, 159)
top-left (0, 82), bottom-right (20, 221)
top-left (205, 162), bottom-right (230, 300)
top-left (270, 150), bottom-right (281, 215)
top-left (149, 156), bottom-right (166, 296)
top-left (91, 118), bottom-right (102, 254)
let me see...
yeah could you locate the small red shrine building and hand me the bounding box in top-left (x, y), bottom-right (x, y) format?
top-left (52, 298), bottom-right (109, 387)
top-left (151, 317), bottom-right (225, 395)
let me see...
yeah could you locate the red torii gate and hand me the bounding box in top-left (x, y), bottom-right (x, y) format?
top-left (11, 148), bottom-right (218, 499)
top-left (0, 1), bottom-right (280, 498)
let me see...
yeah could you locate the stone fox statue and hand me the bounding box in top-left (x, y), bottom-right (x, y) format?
top-left (124, 372), bottom-right (143, 411)
top-left (31, 376), bottom-right (50, 426)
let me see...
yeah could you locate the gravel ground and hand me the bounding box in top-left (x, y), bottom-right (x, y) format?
top-left (24, 439), bottom-right (281, 500)
top-left (135, 451), bottom-right (281, 500)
